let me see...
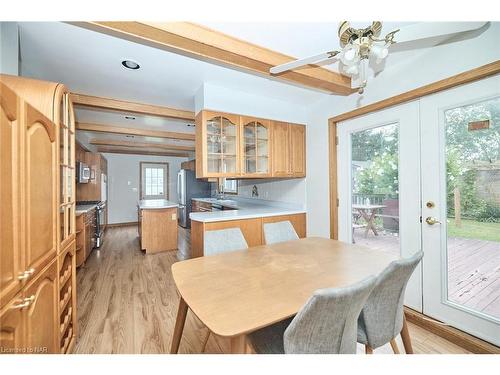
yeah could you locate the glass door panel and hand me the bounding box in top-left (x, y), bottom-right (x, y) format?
top-left (445, 97), bottom-right (500, 319)
top-left (207, 117), bottom-right (222, 173)
top-left (221, 117), bottom-right (237, 174)
top-left (244, 122), bottom-right (257, 173)
top-left (350, 123), bottom-right (400, 257)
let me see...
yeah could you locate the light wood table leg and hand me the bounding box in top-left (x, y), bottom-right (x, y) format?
top-left (229, 335), bottom-right (248, 354)
top-left (390, 339), bottom-right (400, 354)
top-left (365, 345), bottom-right (373, 354)
top-left (170, 297), bottom-right (188, 354)
top-left (400, 314), bottom-right (414, 354)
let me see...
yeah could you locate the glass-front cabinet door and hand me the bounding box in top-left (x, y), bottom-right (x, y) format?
top-left (203, 111), bottom-right (240, 177)
top-left (241, 117), bottom-right (271, 177)
top-left (58, 92), bottom-right (76, 247)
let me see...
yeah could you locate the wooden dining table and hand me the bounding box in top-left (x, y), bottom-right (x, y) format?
top-left (170, 237), bottom-right (395, 354)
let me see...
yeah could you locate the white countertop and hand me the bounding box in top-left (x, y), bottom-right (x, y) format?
top-left (190, 197), bottom-right (306, 223)
top-left (75, 204), bottom-right (98, 216)
top-left (138, 199), bottom-right (178, 210)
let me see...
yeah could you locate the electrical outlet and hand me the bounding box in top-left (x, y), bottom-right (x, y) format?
top-left (171, 213), bottom-right (177, 220)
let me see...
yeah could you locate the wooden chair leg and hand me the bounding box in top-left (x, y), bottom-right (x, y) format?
top-left (201, 330), bottom-right (211, 353)
top-left (400, 314), bottom-right (414, 354)
top-left (365, 345), bottom-right (373, 354)
top-left (390, 339), bottom-right (400, 354)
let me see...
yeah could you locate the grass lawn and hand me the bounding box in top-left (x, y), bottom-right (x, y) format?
top-left (447, 218), bottom-right (500, 242)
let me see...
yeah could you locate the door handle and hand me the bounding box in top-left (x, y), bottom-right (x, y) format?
top-left (425, 217), bottom-right (441, 225)
top-left (10, 295), bottom-right (35, 310)
top-left (17, 268), bottom-right (35, 280)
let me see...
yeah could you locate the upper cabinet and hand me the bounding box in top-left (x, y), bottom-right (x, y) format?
top-left (197, 111), bottom-right (240, 177)
top-left (241, 117), bottom-right (271, 177)
top-left (196, 110), bottom-right (305, 179)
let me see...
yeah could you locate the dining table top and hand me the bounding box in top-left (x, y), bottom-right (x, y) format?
top-left (171, 237), bottom-right (396, 338)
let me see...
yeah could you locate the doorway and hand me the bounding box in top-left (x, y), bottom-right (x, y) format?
top-left (336, 75), bottom-right (500, 345)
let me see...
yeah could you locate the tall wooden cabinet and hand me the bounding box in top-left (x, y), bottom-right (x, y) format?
top-left (0, 74), bottom-right (77, 354)
top-left (272, 122), bottom-right (306, 178)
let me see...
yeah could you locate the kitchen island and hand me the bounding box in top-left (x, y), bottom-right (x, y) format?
top-left (190, 197), bottom-right (306, 257)
top-left (138, 199), bottom-right (179, 254)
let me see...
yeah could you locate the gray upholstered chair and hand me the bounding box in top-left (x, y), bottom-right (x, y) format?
top-left (263, 220), bottom-right (299, 245)
top-left (248, 276), bottom-right (378, 354)
top-left (357, 251), bottom-right (424, 354)
top-left (200, 228), bottom-right (248, 352)
top-left (203, 227), bottom-right (248, 256)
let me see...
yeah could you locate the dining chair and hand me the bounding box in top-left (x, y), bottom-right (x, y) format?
top-left (200, 228), bottom-right (248, 352)
top-left (263, 220), bottom-right (299, 245)
top-left (357, 251), bottom-right (424, 354)
top-left (248, 276), bottom-right (378, 354)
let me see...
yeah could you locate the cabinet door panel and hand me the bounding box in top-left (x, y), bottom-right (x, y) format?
top-left (0, 293), bottom-right (26, 353)
top-left (289, 124), bottom-right (306, 177)
top-left (0, 83), bottom-right (23, 306)
top-left (24, 261), bottom-right (58, 354)
top-left (272, 121), bottom-right (290, 177)
top-left (24, 104), bottom-right (57, 277)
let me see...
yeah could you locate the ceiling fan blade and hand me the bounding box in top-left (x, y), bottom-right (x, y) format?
top-left (390, 22), bottom-right (488, 52)
top-left (270, 51), bottom-right (338, 74)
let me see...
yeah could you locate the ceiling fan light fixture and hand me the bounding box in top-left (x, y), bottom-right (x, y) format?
top-left (345, 63), bottom-right (359, 76)
top-left (340, 44), bottom-right (359, 65)
top-left (370, 43), bottom-right (389, 60)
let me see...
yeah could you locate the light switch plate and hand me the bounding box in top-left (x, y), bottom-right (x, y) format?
top-left (171, 213), bottom-right (177, 220)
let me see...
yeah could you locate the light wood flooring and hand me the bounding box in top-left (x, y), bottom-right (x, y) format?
top-left (74, 226), bottom-right (471, 354)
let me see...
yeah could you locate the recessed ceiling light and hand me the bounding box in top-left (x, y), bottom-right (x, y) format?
top-left (125, 115), bottom-right (136, 120)
top-left (121, 60), bottom-right (140, 70)
top-left (125, 135), bottom-right (135, 138)
top-left (187, 123), bottom-right (195, 127)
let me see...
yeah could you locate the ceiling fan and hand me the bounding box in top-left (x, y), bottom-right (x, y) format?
top-left (270, 21), bottom-right (488, 94)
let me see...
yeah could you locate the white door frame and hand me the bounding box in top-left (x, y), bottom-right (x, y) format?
top-left (420, 75), bottom-right (500, 345)
top-left (337, 100), bottom-right (423, 311)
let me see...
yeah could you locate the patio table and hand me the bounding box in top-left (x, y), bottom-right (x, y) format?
top-left (352, 204), bottom-right (386, 237)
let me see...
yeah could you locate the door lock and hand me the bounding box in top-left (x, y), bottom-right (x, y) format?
top-left (425, 217), bottom-right (441, 225)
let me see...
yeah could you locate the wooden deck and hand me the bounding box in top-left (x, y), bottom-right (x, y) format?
top-left (353, 230), bottom-right (500, 319)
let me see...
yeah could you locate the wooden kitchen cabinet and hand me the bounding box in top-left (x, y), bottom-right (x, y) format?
top-left (196, 110), bottom-right (240, 178)
top-left (138, 206), bottom-right (178, 254)
top-left (241, 116), bottom-right (272, 177)
top-left (1, 74), bottom-right (77, 354)
top-left (75, 208), bottom-right (96, 267)
top-left (271, 121), bottom-right (306, 178)
top-left (192, 199), bottom-right (212, 212)
top-left (196, 110), bottom-right (305, 179)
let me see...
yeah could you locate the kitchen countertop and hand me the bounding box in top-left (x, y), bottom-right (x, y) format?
top-left (138, 199), bottom-right (178, 210)
top-left (75, 204), bottom-right (98, 216)
top-left (190, 197), bottom-right (306, 223)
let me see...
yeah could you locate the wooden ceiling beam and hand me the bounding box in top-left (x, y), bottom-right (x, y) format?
top-left (76, 122), bottom-right (195, 141)
top-left (90, 138), bottom-right (195, 151)
top-left (96, 146), bottom-right (190, 158)
top-left (70, 93), bottom-right (195, 121)
top-left (69, 22), bottom-right (353, 95)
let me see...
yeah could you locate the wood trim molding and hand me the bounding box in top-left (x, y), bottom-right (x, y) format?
top-left (329, 61), bottom-right (500, 240)
top-left (76, 122), bottom-right (195, 141)
top-left (404, 307), bottom-right (500, 354)
top-left (330, 60), bottom-right (500, 124)
top-left (90, 138), bottom-right (195, 151)
top-left (68, 22), bottom-right (353, 95)
top-left (96, 146), bottom-right (189, 158)
top-left (70, 93), bottom-right (195, 121)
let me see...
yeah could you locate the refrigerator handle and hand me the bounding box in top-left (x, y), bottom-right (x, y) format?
top-left (177, 171), bottom-right (181, 202)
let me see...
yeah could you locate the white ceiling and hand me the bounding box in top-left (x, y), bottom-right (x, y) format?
top-left (202, 22), bottom-right (416, 72)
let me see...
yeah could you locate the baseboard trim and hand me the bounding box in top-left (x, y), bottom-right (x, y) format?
top-left (107, 221), bottom-right (138, 228)
top-left (404, 307), bottom-right (500, 354)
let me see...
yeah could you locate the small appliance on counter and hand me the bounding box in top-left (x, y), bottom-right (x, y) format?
top-left (177, 169), bottom-right (211, 228)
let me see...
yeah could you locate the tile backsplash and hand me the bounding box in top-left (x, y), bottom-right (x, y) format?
top-left (230, 178), bottom-right (306, 206)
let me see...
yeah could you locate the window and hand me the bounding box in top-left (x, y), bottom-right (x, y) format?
top-left (140, 162), bottom-right (169, 199)
top-left (223, 179), bottom-right (238, 194)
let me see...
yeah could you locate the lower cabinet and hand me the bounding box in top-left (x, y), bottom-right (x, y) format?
top-left (190, 213), bottom-right (306, 258)
top-left (76, 209), bottom-right (96, 267)
top-left (0, 260), bottom-right (59, 354)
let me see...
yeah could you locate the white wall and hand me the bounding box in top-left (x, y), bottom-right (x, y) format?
top-left (196, 82), bottom-right (309, 207)
top-left (102, 153), bottom-right (188, 224)
top-left (0, 22), bottom-right (19, 75)
top-left (306, 22), bottom-right (500, 238)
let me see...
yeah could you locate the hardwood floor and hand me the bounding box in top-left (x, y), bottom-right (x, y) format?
top-left (74, 226), bottom-right (471, 354)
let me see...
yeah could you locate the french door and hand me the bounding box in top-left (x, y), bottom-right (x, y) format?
top-left (337, 101), bottom-right (423, 310)
top-left (421, 76), bottom-right (499, 345)
top-left (337, 75), bottom-right (500, 345)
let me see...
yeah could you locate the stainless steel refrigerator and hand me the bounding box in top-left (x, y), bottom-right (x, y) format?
top-left (177, 169), bottom-right (211, 228)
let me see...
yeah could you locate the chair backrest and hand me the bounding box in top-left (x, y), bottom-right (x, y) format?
top-left (263, 221), bottom-right (299, 245)
top-left (283, 276), bottom-right (377, 354)
top-left (203, 228), bottom-right (248, 256)
top-left (358, 251), bottom-right (424, 348)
